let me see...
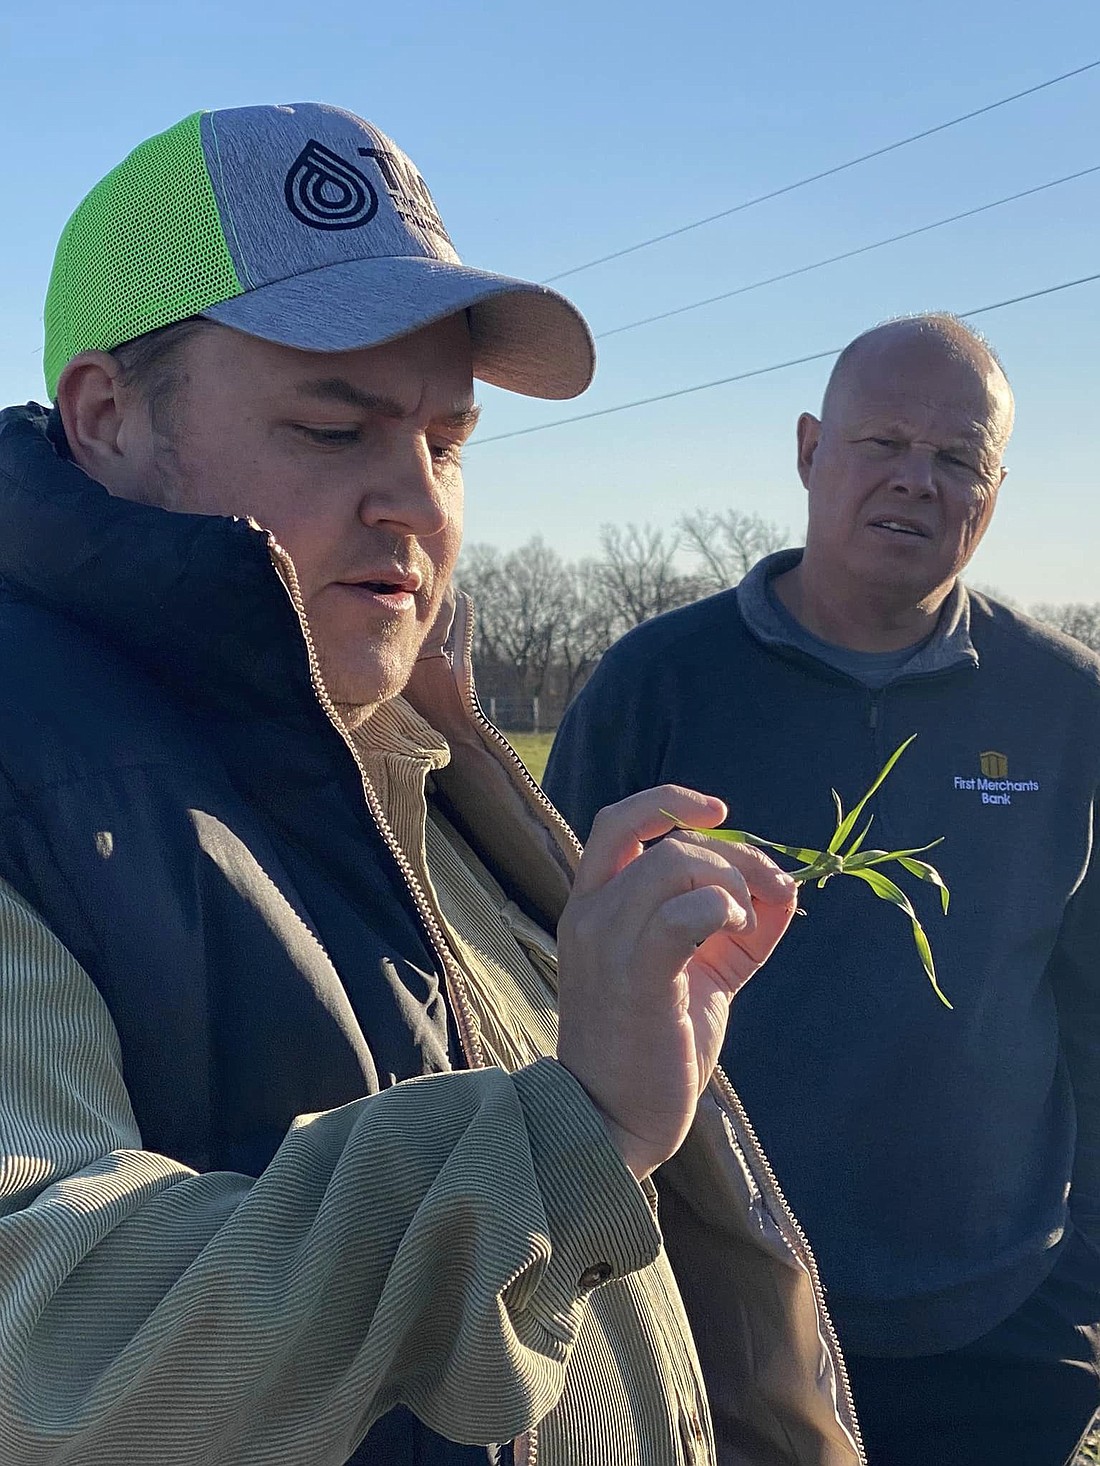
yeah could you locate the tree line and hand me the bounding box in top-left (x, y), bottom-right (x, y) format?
top-left (455, 509), bottom-right (1100, 729)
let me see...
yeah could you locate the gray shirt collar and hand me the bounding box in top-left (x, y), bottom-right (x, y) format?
top-left (736, 548), bottom-right (979, 682)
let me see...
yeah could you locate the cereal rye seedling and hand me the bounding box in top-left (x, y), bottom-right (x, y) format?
top-left (664, 735), bottom-right (953, 1009)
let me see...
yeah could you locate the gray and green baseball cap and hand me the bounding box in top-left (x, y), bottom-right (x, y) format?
top-left (43, 102), bottom-right (595, 401)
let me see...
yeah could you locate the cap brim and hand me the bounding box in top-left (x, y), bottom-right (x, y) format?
top-left (202, 255), bottom-right (595, 400)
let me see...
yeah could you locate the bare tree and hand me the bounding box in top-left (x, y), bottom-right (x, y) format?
top-left (1030, 603), bottom-right (1100, 654)
top-left (678, 508), bottom-right (788, 591)
top-left (456, 537), bottom-right (574, 701)
top-left (458, 509), bottom-right (794, 723)
top-left (454, 541), bottom-right (507, 669)
top-left (557, 558), bottom-right (620, 703)
top-left (598, 523), bottom-right (702, 629)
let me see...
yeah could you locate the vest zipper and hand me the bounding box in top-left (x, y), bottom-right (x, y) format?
top-left (270, 554), bottom-right (561, 1464)
top-left (708, 1065), bottom-right (866, 1462)
top-left (269, 557), bottom-right (560, 1465)
top-left (268, 540), bottom-right (485, 1069)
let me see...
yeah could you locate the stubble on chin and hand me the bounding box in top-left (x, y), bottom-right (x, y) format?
top-left (333, 699), bottom-right (376, 732)
top-left (317, 619), bottom-right (419, 729)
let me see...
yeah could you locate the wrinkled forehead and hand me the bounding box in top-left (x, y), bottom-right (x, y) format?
top-left (831, 342), bottom-right (1011, 445)
top-left (187, 315), bottom-right (477, 413)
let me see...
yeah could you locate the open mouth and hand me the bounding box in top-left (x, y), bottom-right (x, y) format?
top-left (337, 572), bottom-right (421, 608)
top-left (340, 567), bottom-right (422, 593)
top-left (869, 518), bottom-right (929, 539)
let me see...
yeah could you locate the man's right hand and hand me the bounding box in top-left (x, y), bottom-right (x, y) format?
top-left (556, 786), bottom-right (797, 1181)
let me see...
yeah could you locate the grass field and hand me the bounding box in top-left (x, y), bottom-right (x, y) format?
top-left (504, 731), bottom-right (554, 785)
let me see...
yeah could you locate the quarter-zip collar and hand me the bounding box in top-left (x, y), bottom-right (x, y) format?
top-left (737, 548), bottom-right (979, 683)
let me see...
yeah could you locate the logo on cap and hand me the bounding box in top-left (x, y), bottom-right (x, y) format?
top-left (357, 145), bottom-right (452, 246)
top-left (284, 140), bottom-right (379, 230)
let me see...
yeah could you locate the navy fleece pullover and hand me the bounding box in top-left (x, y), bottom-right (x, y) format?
top-left (545, 551), bottom-right (1100, 1357)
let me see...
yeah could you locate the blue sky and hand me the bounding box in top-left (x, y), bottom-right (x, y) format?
top-left (2, 0), bottom-right (1097, 600)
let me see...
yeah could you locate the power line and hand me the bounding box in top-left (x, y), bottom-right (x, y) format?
top-left (472, 272), bottom-right (1100, 445)
top-left (597, 165), bottom-right (1100, 339)
top-left (542, 60), bottom-right (1100, 284)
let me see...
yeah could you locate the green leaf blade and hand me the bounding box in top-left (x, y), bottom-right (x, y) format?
top-left (849, 866), bottom-right (953, 1009)
top-left (844, 815), bottom-right (875, 858)
top-left (847, 838), bottom-right (944, 868)
top-left (657, 813), bottom-right (824, 865)
top-left (842, 848), bottom-right (894, 870)
top-left (661, 750), bottom-right (953, 1011)
top-left (830, 789), bottom-right (845, 837)
top-left (844, 838), bottom-right (945, 873)
top-left (715, 831), bottom-right (826, 864)
top-left (897, 856), bottom-right (952, 915)
top-left (827, 734), bottom-right (918, 855)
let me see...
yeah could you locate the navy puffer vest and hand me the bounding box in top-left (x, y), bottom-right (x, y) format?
top-left (0, 403), bottom-right (507, 1465)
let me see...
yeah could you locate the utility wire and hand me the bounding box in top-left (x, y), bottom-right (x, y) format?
top-left (542, 59), bottom-right (1100, 283)
top-left (472, 271), bottom-right (1100, 445)
top-left (597, 164), bottom-right (1100, 339)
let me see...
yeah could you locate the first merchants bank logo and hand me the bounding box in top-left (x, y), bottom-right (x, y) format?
top-left (979, 751), bottom-right (1008, 778)
top-left (953, 751), bottom-right (1041, 806)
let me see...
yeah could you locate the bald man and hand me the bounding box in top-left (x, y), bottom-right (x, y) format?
top-left (545, 316), bottom-right (1100, 1465)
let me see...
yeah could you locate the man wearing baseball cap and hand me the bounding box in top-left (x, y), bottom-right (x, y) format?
top-left (0, 104), bottom-right (861, 1465)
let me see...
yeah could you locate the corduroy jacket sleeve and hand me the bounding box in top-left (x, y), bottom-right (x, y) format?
top-left (0, 878), bottom-right (661, 1465)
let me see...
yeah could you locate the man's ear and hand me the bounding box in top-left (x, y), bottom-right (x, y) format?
top-left (796, 412), bottom-right (821, 492)
top-left (55, 351), bottom-right (129, 483)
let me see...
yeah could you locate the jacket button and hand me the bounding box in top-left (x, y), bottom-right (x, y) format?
top-left (577, 1261), bottom-right (613, 1290)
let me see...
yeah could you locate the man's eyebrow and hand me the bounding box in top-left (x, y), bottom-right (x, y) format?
top-left (441, 405), bottom-right (482, 433)
top-left (295, 378), bottom-right (407, 416)
top-left (853, 416), bottom-right (987, 447)
top-left (294, 379), bottom-right (480, 431)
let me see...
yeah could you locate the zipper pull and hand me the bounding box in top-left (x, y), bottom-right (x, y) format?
top-left (869, 700), bottom-right (879, 730)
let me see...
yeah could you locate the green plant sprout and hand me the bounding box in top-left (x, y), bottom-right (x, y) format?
top-left (663, 734), bottom-right (953, 1009)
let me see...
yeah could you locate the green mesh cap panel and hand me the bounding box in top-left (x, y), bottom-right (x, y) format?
top-left (43, 112), bottom-right (242, 397)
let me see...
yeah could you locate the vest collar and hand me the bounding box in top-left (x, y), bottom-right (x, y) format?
top-left (0, 403), bottom-right (319, 722)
